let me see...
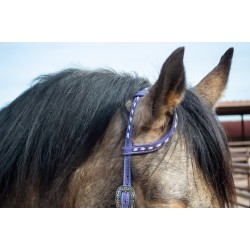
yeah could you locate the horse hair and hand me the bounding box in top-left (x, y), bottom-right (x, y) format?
top-left (0, 69), bottom-right (149, 206)
top-left (177, 90), bottom-right (235, 207)
top-left (0, 68), bottom-right (235, 207)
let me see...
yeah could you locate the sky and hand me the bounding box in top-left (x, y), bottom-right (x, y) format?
top-left (0, 42), bottom-right (249, 112)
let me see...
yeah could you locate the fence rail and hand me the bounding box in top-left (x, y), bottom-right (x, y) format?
top-left (229, 142), bottom-right (250, 208)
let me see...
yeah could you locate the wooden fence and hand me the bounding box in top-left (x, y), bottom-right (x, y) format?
top-left (229, 141), bottom-right (250, 208)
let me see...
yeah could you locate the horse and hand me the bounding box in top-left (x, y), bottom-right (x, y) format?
top-left (0, 47), bottom-right (236, 208)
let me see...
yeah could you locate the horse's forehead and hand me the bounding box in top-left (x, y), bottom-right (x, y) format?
top-left (131, 133), bottom-right (188, 187)
top-left (132, 133), bottom-right (219, 207)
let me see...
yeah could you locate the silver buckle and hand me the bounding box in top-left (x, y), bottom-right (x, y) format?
top-left (115, 186), bottom-right (135, 208)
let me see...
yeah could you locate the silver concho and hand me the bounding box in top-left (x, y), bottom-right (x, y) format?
top-left (115, 186), bottom-right (135, 208)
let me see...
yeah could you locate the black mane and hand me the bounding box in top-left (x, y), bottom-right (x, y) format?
top-left (177, 90), bottom-right (235, 207)
top-left (0, 68), bottom-right (149, 207)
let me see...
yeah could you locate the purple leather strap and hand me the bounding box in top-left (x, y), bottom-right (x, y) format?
top-left (122, 113), bottom-right (178, 155)
top-left (115, 87), bottom-right (178, 208)
top-left (119, 91), bottom-right (143, 208)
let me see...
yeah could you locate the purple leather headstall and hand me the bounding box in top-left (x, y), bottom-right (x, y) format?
top-left (115, 87), bottom-right (178, 208)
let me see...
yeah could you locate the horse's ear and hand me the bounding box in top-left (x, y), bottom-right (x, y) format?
top-left (193, 48), bottom-right (234, 109)
top-left (152, 47), bottom-right (186, 117)
top-left (134, 47), bottom-right (185, 131)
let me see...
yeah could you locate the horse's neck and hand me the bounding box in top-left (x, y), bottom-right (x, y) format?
top-left (64, 114), bottom-right (124, 207)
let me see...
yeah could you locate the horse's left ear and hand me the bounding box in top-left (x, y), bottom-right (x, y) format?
top-left (133, 47), bottom-right (186, 133)
top-left (193, 48), bottom-right (234, 109)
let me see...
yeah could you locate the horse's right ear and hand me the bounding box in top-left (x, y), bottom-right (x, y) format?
top-left (133, 47), bottom-right (186, 133)
top-left (193, 48), bottom-right (234, 109)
